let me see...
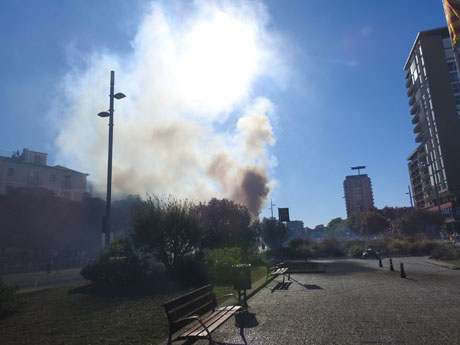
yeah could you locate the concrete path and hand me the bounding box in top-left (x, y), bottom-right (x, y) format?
top-left (186, 257), bottom-right (460, 345)
top-left (2, 267), bottom-right (86, 293)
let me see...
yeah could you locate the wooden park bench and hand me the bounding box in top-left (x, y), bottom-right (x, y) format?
top-left (267, 263), bottom-right (290, 284)
top-left (163, 284), bottom-right (242, 345)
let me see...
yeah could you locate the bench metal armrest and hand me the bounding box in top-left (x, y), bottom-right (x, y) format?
top-left (177, 315), bottom-right (211, 337)
top-left (216, 293), bottom-right (239, 303)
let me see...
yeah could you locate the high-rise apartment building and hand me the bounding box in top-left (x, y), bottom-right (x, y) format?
top-left (404, 27), bottom-right (460, 230)
top-left (343, 174), bottom-right (374, 217)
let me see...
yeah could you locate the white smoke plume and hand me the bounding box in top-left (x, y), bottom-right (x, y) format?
top-left (52, 0), bottom-right (286, 216)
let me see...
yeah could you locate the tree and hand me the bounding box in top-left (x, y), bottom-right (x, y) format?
top-left (395, 209), bottom-right (443, 236)
top-left (377, 206), bottom-right (411, 220)
top-left (111, 195), bottom-right (142, 238)
top-left (194, 198), bottom-right (257, 251)
top-left (131, 196), bottom-right (202, 271)
top-left (260, 217), bottom-right (290, 250)
top-left (348, 211), bottom-right (389, 236)
top-left (326, 217), bottom-right (349, 237)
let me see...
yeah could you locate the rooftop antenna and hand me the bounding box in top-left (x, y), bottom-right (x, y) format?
top-left (351, 165), bottom-right (366, 175)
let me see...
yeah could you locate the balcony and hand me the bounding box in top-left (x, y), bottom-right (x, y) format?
top-left (407, 85), bottom-right (414, 97)
top-left (409, 95), bottom-right (416, 106)
top-left (410, 104), bottom-right (417, 115)
top-left (405, 69), bottom-right (411, 80)
top-left (406, 78), bottom-right (412, 88)
top-left (415, 132), bottom-right (423, 143)
top-left (413, 123), bottom-right (421, 133)
top-left (411, 115), bottom-right (419, 124)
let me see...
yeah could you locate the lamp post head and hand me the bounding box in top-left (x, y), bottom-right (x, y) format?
top-left (98, 111), bottom-right (110, 118)
top-left (114, 92), bottom-right (126, 100)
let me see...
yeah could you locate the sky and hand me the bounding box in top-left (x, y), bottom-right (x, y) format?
top-left (0, 0), bottom-right (450, 228)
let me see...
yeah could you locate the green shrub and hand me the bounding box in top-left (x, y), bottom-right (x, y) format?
top-left (169, 253), bottom-right (208, 286)
top-left (368, 238), bottom-right (391, 255)
top-left (284, 238), bottom-right (317, 259)
top-left (417, 239), bottom-right (439, 255)
top-left (204, 247), bottom-right (242, 285)
top-left (429, 243), bottom-right (460, 260)
top-left (81, 238), bottom-right (150, 286)
top-left (0, 279), bottom-right (19, 318)
top-left (348, 243), bottom-right (365, 258)
top-left (317, 238), bottom-right (346, 257)
top-left (294, 245), bottom-right (315, 260)
top-left (387, 238), bottom-right (411, 254)
top-left (246, 252), bottom-right (268, 267)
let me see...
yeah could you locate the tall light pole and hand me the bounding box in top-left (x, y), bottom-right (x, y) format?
top-left (98, 71), bottom-right (125, 250)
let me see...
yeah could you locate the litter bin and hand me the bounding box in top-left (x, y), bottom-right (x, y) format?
top-left (232, 264), bottom-right (251, 311)
top-left (232, 264), bottom-right (252, 290)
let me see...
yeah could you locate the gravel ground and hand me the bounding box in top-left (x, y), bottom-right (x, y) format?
top-left (180, 257), bottom-right (460, 345)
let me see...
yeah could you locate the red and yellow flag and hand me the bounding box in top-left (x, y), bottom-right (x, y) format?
top-left (443, 0), bottom-right (460, 47)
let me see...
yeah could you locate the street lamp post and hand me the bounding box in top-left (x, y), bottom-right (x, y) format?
top-left (98, 70), bottom-right (125, 250)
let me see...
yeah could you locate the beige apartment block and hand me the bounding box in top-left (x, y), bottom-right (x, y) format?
top-left (343, 174), bottom-right (374, 217)
top-left (0, 148), bottom-right (88, 201)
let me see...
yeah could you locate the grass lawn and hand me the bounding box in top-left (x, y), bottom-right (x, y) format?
top-left (439, 259), bottom-right (460, 267)
top-left (0, 266), bottom-right (267, 345)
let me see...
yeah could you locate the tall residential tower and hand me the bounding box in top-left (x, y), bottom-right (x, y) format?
top-left (343, 174), bottom-right (374, 217)
top-left (404, 27), bottom-right (460, 230)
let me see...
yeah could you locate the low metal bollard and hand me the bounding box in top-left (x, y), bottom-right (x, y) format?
top-left (400, 263), bottom-right (406, 278)
top-left (390, 258), bottom-right (395, 271)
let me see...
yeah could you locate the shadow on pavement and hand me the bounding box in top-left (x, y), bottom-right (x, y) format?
top-left (289, 277), bottom-right (323, 290)
top-left (324, 260), bottom-right (380, 275)
top-left (271, 282), bottom-right (292, 292)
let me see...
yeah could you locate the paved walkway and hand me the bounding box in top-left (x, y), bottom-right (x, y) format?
top-left (177, 257), bottom-right (460, 345)
top-left (2, 267), bottom-right (86, 293)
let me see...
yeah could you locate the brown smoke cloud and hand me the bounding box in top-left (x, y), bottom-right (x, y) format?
top-left (51, 1), bottom-right (286, 216)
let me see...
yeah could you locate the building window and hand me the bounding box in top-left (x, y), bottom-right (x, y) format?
top-left (34, 155), bottom-right (41, 164)
top-left (33, 171), bottom-right (39, 179)
top-left (7, 167), bottom-right (14, 176)
top-left (64, 175), bottom-right (71, 188)
top-left (50, 174), bottom-right (56, 182)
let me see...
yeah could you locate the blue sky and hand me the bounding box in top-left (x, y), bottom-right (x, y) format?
top-left (0, 1), bottom-right (449, 227)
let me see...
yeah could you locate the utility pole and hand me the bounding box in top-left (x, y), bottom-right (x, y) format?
top-left (268, 199), bottom-right (275, 219)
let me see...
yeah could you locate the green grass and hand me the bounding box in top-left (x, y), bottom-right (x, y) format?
top-left (0, 267), bottom-right (267, 345)
top-left (439, 259), bottom-right (460, 266)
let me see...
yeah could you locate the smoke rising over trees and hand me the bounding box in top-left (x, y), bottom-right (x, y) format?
top-left (52, 1), bottom-right (287, 216)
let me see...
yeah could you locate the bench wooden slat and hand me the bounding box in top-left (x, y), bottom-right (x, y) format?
top-left (164, 285), bottom-right (241, 344)
top-left (273, 267), bottom-right (288, 275)
top-left (179, 305), bottom-right (241, 338)
top-left (178, 306), bottom-right (238, 338)
top-left (170, 293), bottom-right (216, 323)
top-left (200, 306), bottom-right (241, 336)
top-left (169, 300), bottom-right (215, 335)
top-left (164, 285), bottom-right (213, 311)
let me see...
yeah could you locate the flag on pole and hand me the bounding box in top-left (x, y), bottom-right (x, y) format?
top-left (443, 0), bottom-right (460, 47)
